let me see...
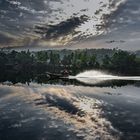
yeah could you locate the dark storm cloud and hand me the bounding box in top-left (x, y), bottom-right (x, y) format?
top-left (86, 0), bottom-right (140, 50)
top-left (0, 0), bottom-right (125, 48)
top-left (0, 0), bottom-right (55, 47)
top-left (35, 15), bottom-right (89, 40)
top-left (0, 0), bottom-right (139, 50)
top-left (0, 0), bottom-right (51, 32)
top-left (105, 0), bottom-right (140, 32)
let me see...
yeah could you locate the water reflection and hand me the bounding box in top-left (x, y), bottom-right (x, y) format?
top-left (0, 83), bottom-right (140, 139)
top-left (0, 84), bottom-right (120, 140)
top-left (0, 71), bottom-right (140, 140)
top-left (1, 70), bottom-right (140, 88)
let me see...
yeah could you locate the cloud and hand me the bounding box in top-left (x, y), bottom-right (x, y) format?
top-left (0, 32), bottom-right (14, 45)
top-left (105, 0), bottom-right (140, 32)
top-left (0, 0), bottom-right (139, 50)
top-left (35, 15), bottom-right (89, 41)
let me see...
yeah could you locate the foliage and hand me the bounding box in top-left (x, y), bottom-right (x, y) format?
top-left (0, 49), bottom-right (139, 83)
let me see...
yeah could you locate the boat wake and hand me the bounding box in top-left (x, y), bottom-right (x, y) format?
top-left (69, 70), bottom-right (140, 84)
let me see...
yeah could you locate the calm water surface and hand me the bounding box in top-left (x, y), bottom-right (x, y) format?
top-left (0, 74), bottom-right (140, 140)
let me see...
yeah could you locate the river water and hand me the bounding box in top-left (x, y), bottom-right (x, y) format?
top-left (0, 71), bottom-right (140, 140)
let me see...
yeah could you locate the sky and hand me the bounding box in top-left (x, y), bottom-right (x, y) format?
top-left (0, 0), bottom-right (140, 50)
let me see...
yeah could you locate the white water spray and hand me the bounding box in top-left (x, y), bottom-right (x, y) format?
top-left (69, 70), bottom-right (140, 84)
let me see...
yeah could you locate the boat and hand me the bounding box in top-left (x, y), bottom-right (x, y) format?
top-left (46, 69), bottom-right (69, 79)
top-left (45, 72), bottom-right (64, 79)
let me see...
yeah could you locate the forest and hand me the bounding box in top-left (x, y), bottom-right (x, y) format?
top-left (0, 48), bottom-right (139, 83)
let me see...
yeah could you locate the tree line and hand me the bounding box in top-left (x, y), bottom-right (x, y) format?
top-left (0, 49), bottom-right (139, 83)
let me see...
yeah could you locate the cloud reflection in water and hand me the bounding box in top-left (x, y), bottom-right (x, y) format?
top-left (0, 84), bottom-right (120, 140)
